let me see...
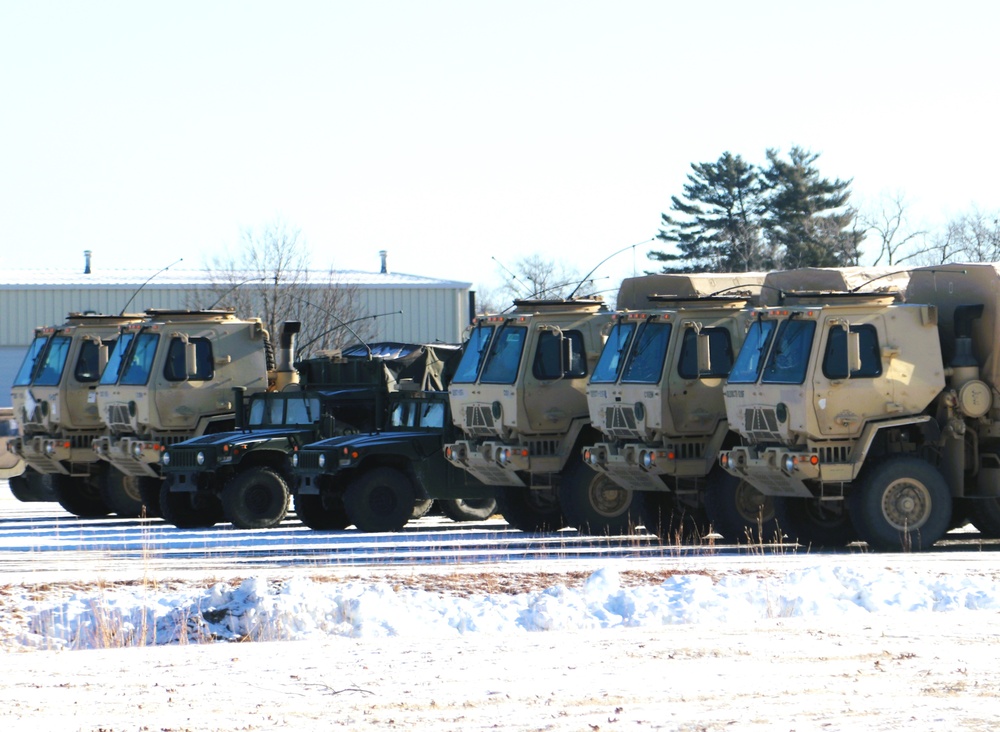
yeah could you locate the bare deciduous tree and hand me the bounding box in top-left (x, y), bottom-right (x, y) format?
top-left (859, 192), bottom-right (928, 267)
top-left (199, 219), bottom-right (376, 358)
top-left (477, 255), bottom-right (585, 314)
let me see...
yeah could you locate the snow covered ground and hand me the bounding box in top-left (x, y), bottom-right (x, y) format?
top-left (4, 485), bottom-right (1000, 730)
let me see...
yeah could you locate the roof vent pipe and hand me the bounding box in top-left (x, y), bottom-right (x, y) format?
top-left (379, 250), bottom-right (388, 274)
top-left (84, 250), bottom-right (92, 274)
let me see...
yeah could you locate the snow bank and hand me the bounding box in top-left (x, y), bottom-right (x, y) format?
top-left (15, 564), bottom-right (1000, 650)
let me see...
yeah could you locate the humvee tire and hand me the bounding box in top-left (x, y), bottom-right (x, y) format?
top-left (222, 467), bottom-right (290, 529)
top-left (343, 466), bottom-right (415, 533)
top-left (294, 492), bottom-right (351, 530)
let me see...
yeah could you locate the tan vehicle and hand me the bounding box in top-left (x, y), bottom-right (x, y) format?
top-left (716, 264), bottom-right (1000, 551)
top-left (580, 273), bottom-right (769, 540)
top-left (8, 313), bottom-right (145, 508)
top-left (0, 407), bottom-right (26, 484)
top-left (444, 298), bottom-right (613, 532)
top-left (92, 310), bottom-right (298, 519)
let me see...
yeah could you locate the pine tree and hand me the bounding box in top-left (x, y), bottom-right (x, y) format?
top-left (649, 152), bottom-right (773, 273)
top-left (761, 147), bottom-right (861, 268)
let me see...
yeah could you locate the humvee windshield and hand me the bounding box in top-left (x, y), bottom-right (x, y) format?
top-left (452, 325), bottom-right (495, 384)
top-left (33, 336), bottom-right (71, 386)
top-left (100, 333), bottom-right (135, 386)
top-left (591, 321), bottom-right (636, 384)
top-left (480, 326), bottom-right (527, 385)
top-left (248, 394), bottom-right (320, 427)
top-left (390, 399), bottom-right (446, 429)
top-left (13, 336), bottom-right (48, 387)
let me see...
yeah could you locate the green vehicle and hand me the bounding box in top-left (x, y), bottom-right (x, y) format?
top-left (159, 343), bottom-right (466, 529)
top-left (292, 388), bottom-right (497, 532)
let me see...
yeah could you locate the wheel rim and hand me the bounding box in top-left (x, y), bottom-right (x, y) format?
top-left (881, 477), bottom-right (932, 531)
top-left (121, 476), bottom-right (143, 502)
top-left (735, 480), bottom-right (774, 523)
top-left (587, 475), bottom-right (631, 518)
top-left (368, 484), bottom-right (398, 515)
top-left (245, 484), bottom-right (276, 517)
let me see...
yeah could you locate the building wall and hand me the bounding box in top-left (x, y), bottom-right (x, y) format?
top-left (0, 282), bottom-right (471, 406)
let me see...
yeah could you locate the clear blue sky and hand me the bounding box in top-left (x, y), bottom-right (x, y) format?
top-left (1, 1), bottom-right (995, 297)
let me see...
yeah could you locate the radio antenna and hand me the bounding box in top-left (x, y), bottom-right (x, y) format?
top-left (567, 237), bottom-right (654, 299)
top-left (119, 258), bottom-right (184, 315)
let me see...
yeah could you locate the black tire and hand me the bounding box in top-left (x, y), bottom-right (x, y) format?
top-left (966, 497), bottom-right (1000, 537)
top-left (641, 491), bottom-right (708, 544)
top-left (439, 497), bottom-right (498, 522)
top-left (559, 459), bottom-right (643, 535)
top-left (52, 473), bottom-right (111, 517)
top-left (343, 467), bottom-right (416, 533)
top-left (135, 476), bottom-right (164, 518)
top-left (160, 481), bottom-right (224, 528)
top-left (494, 485), bottom-right (565, 533)
top-left (100, 471), bottom-right (145, 518)
top-left (772, 497), bottom-right (857, 548)
top-left (221, 467), bottom-right (290, 529)
top-left (294, 492), bottom-right (351, 530)
top-left (8, 470), bottom-right (55, 502)
top-left (848, 457), bottom-right (951, 552)
top-left (703, 465), bottom-right (780, 543)
top-left (411, 498), bottom-right (435, 519)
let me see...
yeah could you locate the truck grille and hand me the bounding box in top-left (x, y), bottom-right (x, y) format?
top-left (744, 407), bottom-right (782, 442)
top-left (464, 404), bottom-right (496, 437)
top-left (604, 405), bottom-right (639, 439)
top-left (165, 450), bottom-right (201, 469)
top-left (296, 453), bottom-right (323, 470)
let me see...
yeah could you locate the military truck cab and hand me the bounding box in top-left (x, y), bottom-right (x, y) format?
top-left (8, 313), bottom-right (144, 513)
top-left (444, 297), bottom-right (612, 532)
top-left (581, 274), bottom-right (765, 540)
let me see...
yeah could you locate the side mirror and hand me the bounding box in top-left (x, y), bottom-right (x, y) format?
top-left (847, 329), bottom-right (862, 376)
top-left (696, 332), bottom-right (712, 375)
top-left (98, 343), bottom-right (109, 374)
top-left (184, 342), bottom-right (198, 378)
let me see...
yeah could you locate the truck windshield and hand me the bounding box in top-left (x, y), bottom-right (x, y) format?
top-left (621, 322), bottom-right (671, 384)
top-left (13, 336), bottom-right (48, 387)
top-left (728, 319), bottom-right (777, 384)
top-left (120, 332), bottom-right (161, 386)
top-left (100, 333), bottom-right (135, 386)
top-left (33, 336), bottom-right (71, 386)
top-left (452, 325), bottom-right (495, 384)
top-left (761, 318), bottom-right (816, 385)
top-left (480, 326), bottom-right (527, 384)
top-left (591, 322), bottom-right (636, 384)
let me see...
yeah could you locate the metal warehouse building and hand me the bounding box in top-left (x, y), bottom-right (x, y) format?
top-left (0, 264), bottom-right (473, 406)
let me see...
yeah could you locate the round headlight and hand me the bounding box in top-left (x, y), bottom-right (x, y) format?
top-left (291, 453), bottom-right (299, 467)
top-left (783, 455), bottom-right (796, 473)
top-left (132, 443), bottom-right (143, 458)
top-left (318, 454), bottom-right (327, 468)
top-left (162, 451), bottom-right (171, 466)
top-left (497, 448), bottom-right (509, 465)
top-left (641, 451), bottom-right (654, 469)
top-left (44, 443), bottom-right (55, 456)
top-left (196, 451), bottom-right (205, 465)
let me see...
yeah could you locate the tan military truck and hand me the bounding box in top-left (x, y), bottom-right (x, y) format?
top-left (92, 310), bottom-right (298, 521)
top-left (444, 298), bottom-right (613, 532)
top-left (0, 407), bottom-right (27, 488)
top-left (715, 265), bottom-right (1000, 551)
top-left (580, 273), bottom-right (770, 540)
top-left (8, 313), bottom-right (145, 511)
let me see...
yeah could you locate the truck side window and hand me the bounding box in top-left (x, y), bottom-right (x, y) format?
top-left (74, 339), bottom-right (107, 383)
top-left (533, 330), bottom-right (586, 380)
top-left (822, 324), bottom-right (882, 379)
top-left (163, 338), bottom-right (214, 382)
top-left (678, 327), bottom-right (734, 379)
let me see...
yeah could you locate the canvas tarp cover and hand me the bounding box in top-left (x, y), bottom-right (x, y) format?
top-left (617, 273), bottom-right (766, 310)
top-left (760, 267), bottom-right (911, 306)
top-left (906, 263), bottom-right (1000, 389)
top-left (298, 342), bottom-right (461, 392)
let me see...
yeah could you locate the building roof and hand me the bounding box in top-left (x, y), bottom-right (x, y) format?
top-left (0, 268), bottom-right (471, 290)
